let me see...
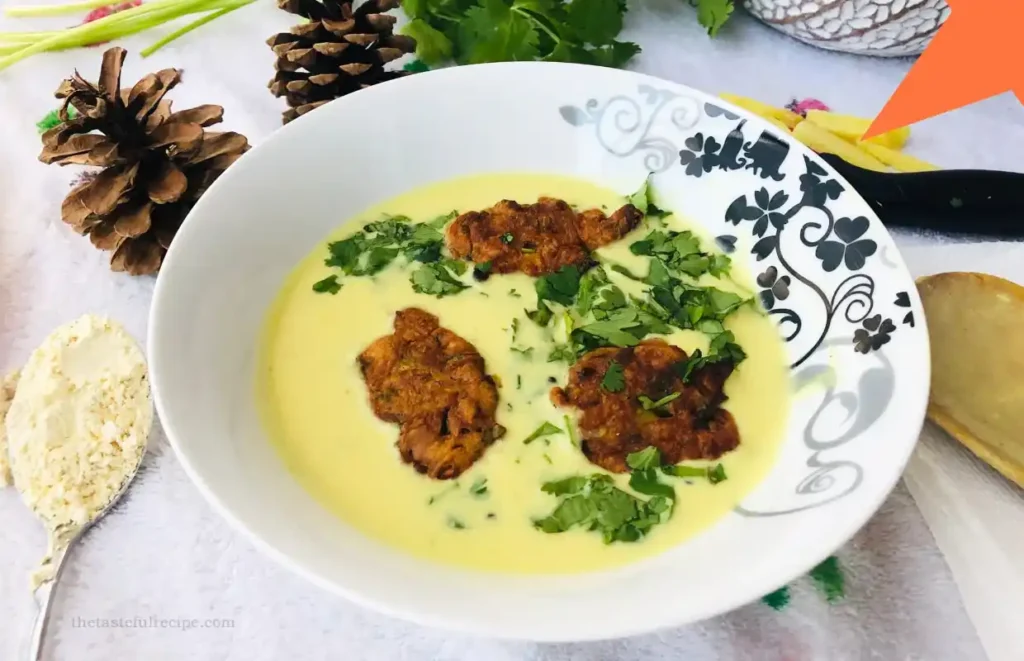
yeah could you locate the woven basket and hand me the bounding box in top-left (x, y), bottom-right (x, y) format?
top-left (745, 0), bottom-right (949, 57)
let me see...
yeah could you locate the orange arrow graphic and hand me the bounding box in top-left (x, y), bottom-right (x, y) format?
top-left (864, 0), bottom-right (1024, 139)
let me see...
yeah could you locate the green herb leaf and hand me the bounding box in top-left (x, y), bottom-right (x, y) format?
top-left (627, 175), bottom-right (652, 214)
top-left (661, 462), bottom-right (728, 484)
top-left (535, 264), bottom-right (581, 306)
top-left (566, 0), bottom-right (623, 46)
top-left (427, 210), bottom-right (458, 229)
top-left (600, 360), bottom-right (625, 392)
top-left (447, 516), bottom-right (467, 530)
top-left (469, 477), bottom-right (489, 497)
top-left (564, 414), bottom-right (579, 447)
top-left (403, 18), bottom-right (454, 64)
top-left (527, 301), bottom-right (554, 326)
top-left (638, 391), bottom-right (681, 411)
top-left (626, 446), bottom-right (661, 470)
top-left (511, 345), bottom-right (534, 358)
top-left (312, 275), bottom-right (341, 294)
top-left (696, 0), bottom-right (736, 37)
top-left (523, 421), bottom-right (563, 444)
top-left (410, 262), bottom-right (469, 297)
top-left (535, 472), bottom-right (671, 543)
top-left (629, 468), bottom-right (676, 500)
top-left (500, 232), bottom-right (515, 244)
top-left (459, 0), bottom-right (540, 63)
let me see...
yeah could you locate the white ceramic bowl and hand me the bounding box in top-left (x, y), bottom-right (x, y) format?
top-left (149, 63), bottom-right (929, 642)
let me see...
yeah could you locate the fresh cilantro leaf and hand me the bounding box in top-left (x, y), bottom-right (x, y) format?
top-left (586, 40), bottom-right (641, 68)
top-left (523, 421), bottom-right (563, 444)
top-left (508, 288), bottom-right (521, 298)
top-left (626, 446), bottom-right (661, 470)
top-left (427, 210), bottom-right (458, 229)
top-left (325, 236), bottom-right (363, 273)
top-left (675, 349), bottom-right (705, 383)
top-left (536, 471), bottom-right (672, 542)
top-left (696, 0), bottom-right (735, 37)
top-left (403, 18), bottom-right (454, 64)
top-left (444, 258), bottom-right (468, 276)
top-left (500, 232), bottom-right (515, 244)
top-left (527, 301), bottom-right (554, 326)
top-left (547, 342), bottom-right (579, 363)
top-left (566, 0), bottom-right (623, 46)
top-left (629, 468), bottom-right (676, 500)
top-left (459, 0), bottom-right (540, 63)
top-left (564, 414), bottom-right (579, 447)
top-left (410, 262), bottom-right (469, 297)
top-left (541, 475), bottom-right (591, 495)
top-left (447, 516), bottom-right (467, 530)
top-left (469, 477), bottom-right (489, 496)
top-left (638, 391), bottom-right (681, 411)
top-left (628, 175), bottom-right (653, 214)
top-left (312, 275), bottom-right (341, 294)
top-left (535, 264), bottom-right (581, 306)
top-left (600, 360), bottom-right (626, 392)
top-left (363, 246), bottom-right (400, 274)
top-left (662, 462), bottom-right (728, 484)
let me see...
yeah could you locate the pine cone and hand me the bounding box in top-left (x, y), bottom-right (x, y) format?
top-left (268, 0), bottom-right (416, 124)
top-left (39, 47), bottom-right (249, 276)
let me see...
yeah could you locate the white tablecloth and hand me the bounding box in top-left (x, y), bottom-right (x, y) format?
top-left (2, 1), bottom-right (1022, 659)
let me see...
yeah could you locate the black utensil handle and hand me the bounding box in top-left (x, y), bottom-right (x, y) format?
top-left (819, 153), bottom-right (1024, 238)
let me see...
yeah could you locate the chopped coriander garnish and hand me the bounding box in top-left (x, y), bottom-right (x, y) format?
top-left (411, 260), bottom-right (469, 298)
top-left (533, 472), bottom-right (671, 544)
top-left (426, 210), bottom-right (457, 229)
top-left (469, 477), bottom-right (489, 497)
top-left (312, 275), bottom-right (341, 294)
top-left (638, 391), bottom-right (681, 411)
top-left (500, 232), bottom-right (514, 244)
top-left (662, 462), bottom-right (728, 484)
top-left (523, 421), bottom-right (563, 445)
top-left (447, 517), bottom-right (467, 530)
top-left (527, 301), bottom-right (554, 327)
top-left (535, 265), bottom-right (581, 307)
top-left (542, 453), bottom-right (553, 464)
top-left (510, 317), bottom-right (520, 340)
top-left (508, 288), bottom-right (521, 298)
top-left (630, 229), bottom-right (733, 279)
top-left (628, 176), bottom-right (653, 215)
top-left (516, 374), bottom-right (522, 390)
top-left (563, 415), bottom-right (579, 447)
top-left (600, 361), bottom-right (626, 392)
top-left (626, 447), bottom-right (676, 500)
top-left (626, 447), bottom-right (660, 470)
top-left (472, 261), bottom-right (493, 281)
top-left (511, 346), bottom-right (534, 358)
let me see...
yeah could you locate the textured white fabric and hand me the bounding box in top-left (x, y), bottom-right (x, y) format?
top-left (1, 0), bottom-right (1021, 659)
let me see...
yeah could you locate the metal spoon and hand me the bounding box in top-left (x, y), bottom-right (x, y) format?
top-left (26, 444), bottom-right (147, 661)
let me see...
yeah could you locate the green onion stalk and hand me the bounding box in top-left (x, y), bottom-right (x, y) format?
top-left (0, 0), bottom-right (256, 71)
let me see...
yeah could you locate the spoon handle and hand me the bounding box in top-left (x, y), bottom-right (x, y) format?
top-left (27, 529), bottom-right (84, 661)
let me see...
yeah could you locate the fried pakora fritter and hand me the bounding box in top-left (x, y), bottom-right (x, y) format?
top-left (358, 308), bottom-right (504, 480)
top-left (550, 339), bottom-right (739, 473)
top-left (445, 197), bottom-right (642, 276)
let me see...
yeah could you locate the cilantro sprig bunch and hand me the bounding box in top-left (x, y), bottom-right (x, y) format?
top-left (534, 447), bottom-right (728, 543)
top-left (401, 0), bottom-right (641, 68)
top-left (313, 211), bottom-right (472, 298)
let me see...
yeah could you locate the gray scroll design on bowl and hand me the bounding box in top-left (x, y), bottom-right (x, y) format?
top-left (735, 337), bottom-right (895, 517)
top-left (558, 85), bottom-right (702, 172)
